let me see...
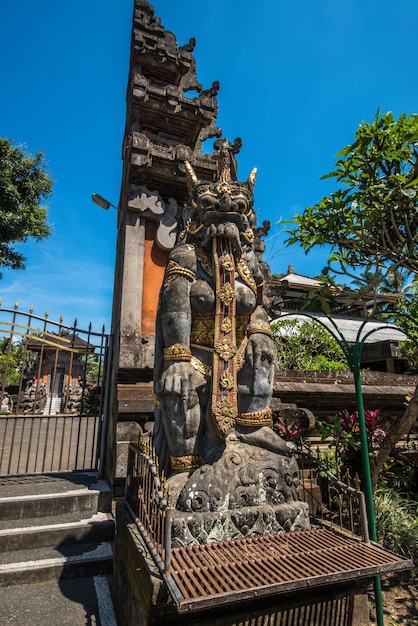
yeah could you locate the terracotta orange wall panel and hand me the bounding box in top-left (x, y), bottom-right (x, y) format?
top-left (141, 221), bottom-right (169, 335)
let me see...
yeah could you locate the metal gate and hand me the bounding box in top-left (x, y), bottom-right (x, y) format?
top-left (0, 304), bottom-right (110, 475)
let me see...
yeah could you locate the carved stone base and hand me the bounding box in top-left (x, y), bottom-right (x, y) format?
top-left (168, 432), bottom-right (310, 547)
top-left (171, 501), bottom-right (310, 547)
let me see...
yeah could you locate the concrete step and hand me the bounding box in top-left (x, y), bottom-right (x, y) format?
top-left (0, 488), bottom-right (103, 522)
top-left (0, 511), bottom-right (115, 552)
top-left (0, 472), bottom-right (115, 589)
top-left (0, 541), bottom-right (113, 587)
top-left (0, 472), bottom-right (112, 522)
top-left (44, 396), bottom-right (62, 414)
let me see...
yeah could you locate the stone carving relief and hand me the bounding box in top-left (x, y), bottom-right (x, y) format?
top-left (128, 184), bottom-right (178, 251)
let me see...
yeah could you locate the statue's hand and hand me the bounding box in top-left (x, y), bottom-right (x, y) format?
top-left (159, 361), bottom-right (207, 455)
top-left (245, 333), bottom-right (276, 395)
top-left (246, 333), bottom-right (276, 370)
top-left (161, 361), bottom-right (196, 397)
top-left (160, 361), bottom-right (205, 417)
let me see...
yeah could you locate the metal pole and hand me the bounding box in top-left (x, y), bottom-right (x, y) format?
top-left (351, 346), bottom-right (384, 626)
top-left (273, 310), bottom-right (399, 625)
top-left (98, 333), bottom-right (113, 478)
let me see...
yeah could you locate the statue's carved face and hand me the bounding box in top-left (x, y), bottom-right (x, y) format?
top-left (191, 181), bottom-right (255, 253)
top-left (198, 181), bottom-right (252, 215)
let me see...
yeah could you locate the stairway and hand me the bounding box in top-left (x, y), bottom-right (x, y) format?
top-left (43, 395), bottom-right (63, 414)
top-left (0, 472), bottom-right (114, 587)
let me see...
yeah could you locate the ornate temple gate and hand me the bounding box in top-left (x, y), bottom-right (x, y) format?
top-left (0, 304), bottom-right (110, 475)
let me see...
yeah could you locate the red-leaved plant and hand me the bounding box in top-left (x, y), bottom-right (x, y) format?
top-left (317, 408), bottom-right (386, 480)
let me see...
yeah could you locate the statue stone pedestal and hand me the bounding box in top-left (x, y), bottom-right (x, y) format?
top-left (112, 501), bottom-right (371, 626)
top-left (169, 435), bottom-right (310, 546)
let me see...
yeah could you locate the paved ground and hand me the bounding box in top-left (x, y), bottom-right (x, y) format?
top-left (0, 575), bottom-right (117, 626)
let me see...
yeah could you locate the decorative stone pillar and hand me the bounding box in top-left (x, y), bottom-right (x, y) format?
top-left (105, 0), bottom-right (222, 489)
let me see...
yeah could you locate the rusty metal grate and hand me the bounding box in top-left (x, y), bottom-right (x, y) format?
top-left (165, 528), bottom-right (412, 613)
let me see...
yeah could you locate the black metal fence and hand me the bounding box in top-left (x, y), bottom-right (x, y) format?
top-left (125, 436), bottom-right (172, 574)
top-left (297, 449), bottom-right (369, 541)
top-left (0, 304), bottom-right (110, 475)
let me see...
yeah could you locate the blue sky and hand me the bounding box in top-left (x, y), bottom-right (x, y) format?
top-left (1, 0), bottom-right (417, 330)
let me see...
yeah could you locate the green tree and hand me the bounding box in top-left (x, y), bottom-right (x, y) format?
top-left (380, 268), bottom-right (412, 295)
top-left (392, 294), bottom-right (418, 371)
top-left (0, 138), bottom-right (53, 274)
top-left (0, 337), bottom-right (23, 386)
top-left (286, 110), bottom-right (418, 491)
top-left (286, 110), bottom-right (418, 284)
top-left (271, 319), bottom-right (347, 371)
top-left (350, 267), bottom-right (385, 294)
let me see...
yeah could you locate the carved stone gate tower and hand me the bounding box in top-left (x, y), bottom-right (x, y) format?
top-left (105, 0), bottom-right (224, 487)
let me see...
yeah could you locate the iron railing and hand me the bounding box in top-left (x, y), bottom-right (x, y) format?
top-left (0, 304), bottom-right (110, 475)
top-left (124, 436), bottom-right (370, 579)
top-left (124, 437), bottom-right (414, 616)
top-left (125, 436), bottom-right (172, 574)
top-left (296, 449), bottom-right (369, 542)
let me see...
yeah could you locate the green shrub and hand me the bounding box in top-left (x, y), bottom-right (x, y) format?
top-left (375, 487), bottom-right (418, 565)
top-left (271, 319), bottom-right (347, 371)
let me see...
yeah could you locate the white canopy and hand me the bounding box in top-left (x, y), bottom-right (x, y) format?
top-left (271, 312), bottom-right (407, 344)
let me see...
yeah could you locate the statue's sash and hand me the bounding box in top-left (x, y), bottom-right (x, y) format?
top-left (211, 236), bottom-right (238, 438)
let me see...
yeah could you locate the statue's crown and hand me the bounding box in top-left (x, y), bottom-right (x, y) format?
top-left (185, 138), bottom-right (257, 208)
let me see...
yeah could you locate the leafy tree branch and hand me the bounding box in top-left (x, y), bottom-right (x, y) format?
top-left (0, 138), bottom-right (53, 275)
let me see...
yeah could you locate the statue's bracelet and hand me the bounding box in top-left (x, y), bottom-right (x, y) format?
top-left (247, 321), bottom-right (272, 338)
top-left (163, 343), bottom-right (192, 362)
top-left (171, 454), bottom-right (201, 472)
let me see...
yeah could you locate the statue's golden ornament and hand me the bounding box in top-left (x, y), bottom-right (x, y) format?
top-left (195, 246), bottom-right (213, 276)
top-left (217, 284), bottom-right (235, 306)
top-left (247, 320), bottom-right (272, 338)
top-left (191, 356), bottom-right (211, 377)
top-left (235, 407), bottom-right (273, 427)
top-left (214, 337), bottom-right (237, 361)
top-left (215, 181), bottom-right (231, 194)
top-left (187, 221), bottom-right (204, 235)
top-left (170, 454), bottom-right (201, 472)
top-left (242, 228), bottom-right (255, 244)
top-left (220, 370), bottom-right (234, 390)
top-left (236, 258), bottom-right (257, 293)
top-left (211, 236), bottom-right (238, 440)
top-left (213, 399), bottom-right (238, 437)
top-left (221, 318), bottom-right (232, 334)
top-left (184, 160), bottom-right (198, 196)
top-left (177, 229), bottom-right (187, 244)
top-left (215, 398), bottom-right (237, 419)
top-left (163, 260), bottom-right (195, 286)
top-left (220, 253), bottom-right (235, 272)
top-left (236, 336), bottom-right (248, 371)
top-left (247, 167), bottom-right (257, 191)
top-left (163, 343), bottom-right (192, 362)
top-left (191, 312), bottom-right (215, 348)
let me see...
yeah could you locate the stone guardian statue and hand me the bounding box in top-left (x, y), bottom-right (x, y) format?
top-left (153, 140), bottom-right (309, 544)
